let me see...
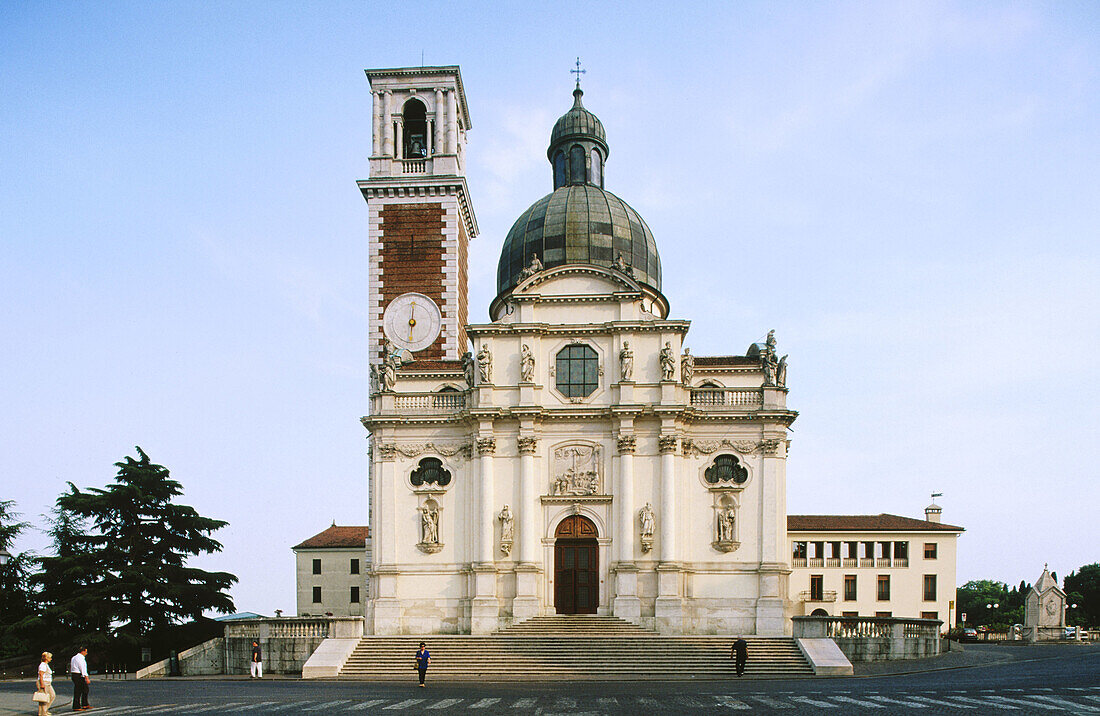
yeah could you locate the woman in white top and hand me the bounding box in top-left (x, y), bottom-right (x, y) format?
top-left (36, 651), bottom-right (55, 716)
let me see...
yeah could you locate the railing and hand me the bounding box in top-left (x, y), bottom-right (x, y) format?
top-left (224, 617), bottom-right (334, 640)
top-left (792, 558), bottom-right (807, 567)
top-left (799, 590), bottom-right (837, 602)
top-left (826, 558), bottom-right (841, 567)
top-left (860, 558), bottom-right (875, 567)
top-left (807, 558), bottom-right (824, 567)
top-left (391, 392), bottom-right (467, 413)
top-left (894, 558), bottom-right (909, 568)
top-left (689, 388), bottom-right (763, 408)
top-left (843, 558), bottom-right (858, 567)
top-left (794, 556), bottom-right (907, 569)
top-left (792, 615), bottom-right (943, 662)
top-left (400, 159), bottom-right (426, 173)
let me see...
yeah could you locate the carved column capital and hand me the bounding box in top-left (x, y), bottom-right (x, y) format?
top-left (517, 436), bottom-right (538, 455)
top-left (377, 443), bottom-right (397, 461)
top-left (476, 437), bottom-right (497, 455)
top-left (616, 435), bottom-right (636, 454)
top-left (760, 438), bottom-right (782, 456)
top-left (658, 435), bottom-right (679, 454)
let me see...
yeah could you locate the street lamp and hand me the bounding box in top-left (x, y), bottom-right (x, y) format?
top-left (0, 546), bottom-right (11, 566)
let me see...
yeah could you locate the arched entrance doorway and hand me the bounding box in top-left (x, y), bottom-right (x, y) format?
top-left (554, 515), bottom-right (598, 614)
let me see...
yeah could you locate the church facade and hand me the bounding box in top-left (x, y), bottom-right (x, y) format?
top-left (358, 66), bottom-right (795, 636)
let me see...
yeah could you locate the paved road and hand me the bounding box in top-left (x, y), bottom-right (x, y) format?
top-left (2, 645), bottom-right (1095, 715)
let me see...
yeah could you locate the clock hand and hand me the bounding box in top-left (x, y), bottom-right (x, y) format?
top-left (408, 304), bottom-right (417, 341)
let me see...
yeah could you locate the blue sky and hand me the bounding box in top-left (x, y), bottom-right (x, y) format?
top-left (2, 1), bottom-right (1097, 616)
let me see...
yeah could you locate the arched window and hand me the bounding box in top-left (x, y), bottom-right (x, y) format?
top-left (555, 344), bottom-right (598, 397)
top-left (569, 145), bottom-right (586, 184)
top-left (553, 150), bottom-right (566, 188)
top-left (590, 148), bottom-right (602, 187)
top-left (410, 457), bottom-right (451, 487)
top-left (705, 454), bottom-right (748, 485)
top-left (402, 99), bottom-right (428, 159)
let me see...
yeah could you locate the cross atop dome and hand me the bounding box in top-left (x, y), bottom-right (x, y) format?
top-left (571, 57), bottom-right (586, 90)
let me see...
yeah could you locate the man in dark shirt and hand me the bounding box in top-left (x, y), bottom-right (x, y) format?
top-left (250, 641), bottom-right (263, 679)
top-left (731, 637), bottom-right (748, 677)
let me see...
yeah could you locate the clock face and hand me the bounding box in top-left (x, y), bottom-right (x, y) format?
top-left (383, 293), bottom-right (442, 352)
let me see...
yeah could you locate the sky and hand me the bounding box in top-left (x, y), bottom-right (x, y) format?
top-left (2, 1), bottom-right (1098, 617)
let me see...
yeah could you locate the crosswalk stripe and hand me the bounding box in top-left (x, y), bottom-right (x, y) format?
top-left (750, 695), bottom-right (793, 709)
top-left (790, 696), bottom-right (838, 708)
top-left (1082, 696), bottom-right (1100, 705)
top-left (552, 697), bottom-right (577, 709)
top-left (867, 695), bottom-right (928, 708)
top-left (830, 695), bottom-right (887, 708)
top-left (636, 697), bottom-right (662, 708)
top-left (988, 695), bottom-right (1064, 710)
top-left (512, 698), bottom-right (537, 708)
top-left (1023, 695), bottom-right (1100, 711)
top-left (192, 703), bottom-right (247, 713)
top-left (948, 696), bottom-right (1020, 710)
top-left (469, 698), bottom-right (502, 708)
top-left (713, 695), bottom-right (752, 710)
top-left (425, 699), bottom-right (463, 709)
top-left (597, 698), bottom-right (619, 707)
top-left (910, 695), bottom-right (976, 708)
top-left (383, 699), bottom-right (426, 710)
top-left (304, 700), bottom-right (353, 711)
top-left (266, 701), bottom-right (316, 711)
top-left (346, 699), bottom-right (388, 710)
top-left (225, 702), bottom-right (280, 711)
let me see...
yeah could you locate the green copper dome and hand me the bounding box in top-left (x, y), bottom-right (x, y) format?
top-left (495, 87), bottom-right (662, 299)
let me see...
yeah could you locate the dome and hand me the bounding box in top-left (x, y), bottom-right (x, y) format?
top-left (496, 184), bottom-right (661, 296)
top-left (494, 86), bottom-right (662, 301)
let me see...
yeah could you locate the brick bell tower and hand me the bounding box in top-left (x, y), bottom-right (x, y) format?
top-left (358, 66), bottom-right (477, 366)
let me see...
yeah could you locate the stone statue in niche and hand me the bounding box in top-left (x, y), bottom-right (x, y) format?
top-left (659, 341), bottom-right (676, 381)
top-left (550, 444), bottom-right (602, 495)
top-left (520, 253), bottom-right (543, 278)
top-left (369, 364), bottom-right (380, 394)
top-left (776, 354), bottom-right (788, 387)
top-left (381, 338), bottom-right (400, 392)
top-left (462, 351), bottom-right (475, 388)
top-left (520, 344), bottom-right (535, 383)
top-left (713, 505), bottom-right (737, 552)
top-left (619, 342), bottom-right (634, 381)
top-left (476, 345), bottom-right (493, 384)
top-left (420, 505), bottom-right (440, 545)
top-left (498, 505), bottom-right (514, 555)
top-left (680, 348), bottom-right (694, 386)
top-left (639, 502), bottom-right (655, 553)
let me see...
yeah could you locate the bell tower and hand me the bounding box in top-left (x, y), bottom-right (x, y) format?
top-left (358, 66), bottom-right (477, 365)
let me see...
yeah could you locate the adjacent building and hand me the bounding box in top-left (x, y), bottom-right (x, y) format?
top-left (292, 524), bottom-right (371, 617)
top-left (788, 503), bottom-right (962, 628)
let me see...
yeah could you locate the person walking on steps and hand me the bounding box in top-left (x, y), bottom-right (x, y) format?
top-left (731, 636), bottom-right (748, 677)
top-left (414, 642), bottom-right (431, 687)
top-left (35, 651), bottom-right (56, 716)
top-left (69, 647), bottom-right (91, 711)
top-left (250, 641), bottom-right (263, 679)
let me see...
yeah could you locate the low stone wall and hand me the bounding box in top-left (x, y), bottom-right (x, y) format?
top-left (792, 616), bottom-right (942, 663)
top-left (137, 638), bottom-right (225, 678)
top-left (224, 617), bottom-right (364, 675)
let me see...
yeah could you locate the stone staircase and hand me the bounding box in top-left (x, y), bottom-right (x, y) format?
top-left (338, 615), bottom-right (813, 680)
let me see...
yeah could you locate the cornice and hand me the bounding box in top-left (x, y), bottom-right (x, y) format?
top-left (357, 176), bottom-right (478, 238)
top-left (467, 320), bottom-right (691, 338)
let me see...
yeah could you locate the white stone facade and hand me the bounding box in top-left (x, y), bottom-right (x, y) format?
top-left (363, 267), bottom-right (795, 635)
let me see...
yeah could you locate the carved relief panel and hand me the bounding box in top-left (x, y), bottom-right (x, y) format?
top-left (549, 442), bottom-right (603, 496)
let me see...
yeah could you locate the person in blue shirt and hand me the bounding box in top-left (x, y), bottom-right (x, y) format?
top-left (414, 642), bottom-right (431, 687)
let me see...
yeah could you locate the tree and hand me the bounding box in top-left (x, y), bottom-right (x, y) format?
top-left (31, 505), bottom-right (103, 647)
top-left (0, 500), bottom-right (36, 658)
top-left (1064, 564), bottom-right (1100, 628)
top-left (51, 447), bottom-right (237, 653)
top-left (956, 579), bottom-right (1017, 629)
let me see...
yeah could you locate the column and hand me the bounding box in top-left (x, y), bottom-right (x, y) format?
top-left (446, 89), bottom-right (458, 155)
top-left (434, 88), bottom-right (445, 156)
top-left (612, 432), bottom-right (641, 623)
top-left (655, 433), bottom-right (683, 633)
top-left (471, 435), bottom-right (498, 633)
top-left (513, 435), bottom-right (540, 622)
top-left (371, 91), bottom-right (382, 156)
top-left (371, 442), bottom-right (400, 634)
top-left (381, 90), bottom-right (393, 157)
top-left (755, 435), bottom-right (788, 635)
top-left (394, 119), bottom-right (403, 161)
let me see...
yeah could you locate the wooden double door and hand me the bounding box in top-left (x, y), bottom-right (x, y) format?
top-left (554, 515), bottom-right (599, 614)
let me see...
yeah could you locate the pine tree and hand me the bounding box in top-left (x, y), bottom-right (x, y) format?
top-left (52, 447), bottom-right (237, 648)
top-left (0, 500), bottom-right (36, 658)
top-left (33, 505), bottom-right (104, 645)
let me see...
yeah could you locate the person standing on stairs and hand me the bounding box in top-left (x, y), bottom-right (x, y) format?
top-left (731, 636), bottom-right (748, 677)
top-left (414, 642), bottom-right (431, 687)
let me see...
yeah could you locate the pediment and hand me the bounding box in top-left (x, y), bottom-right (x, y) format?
top-left (515, 264), bottom-right (641, 298)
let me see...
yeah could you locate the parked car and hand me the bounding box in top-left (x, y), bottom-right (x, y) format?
top-left (959, 627), bottom-right (978, 643)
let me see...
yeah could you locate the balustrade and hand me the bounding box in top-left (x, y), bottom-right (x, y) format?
top-left (689, 388), bottom-right (763, 408)
top-left (401, 159), bottom-right (426, 173)
top-left (391, 392), bottom-right (467, 413)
